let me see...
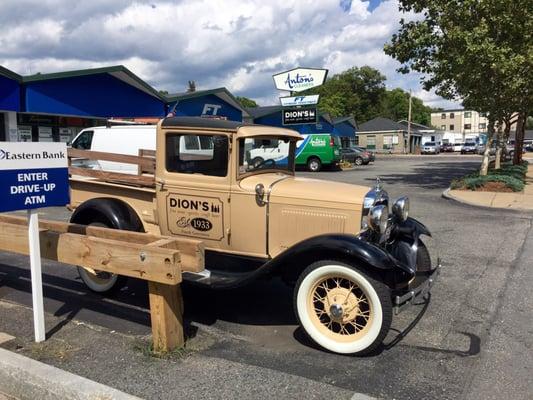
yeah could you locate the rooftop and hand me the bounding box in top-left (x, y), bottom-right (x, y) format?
top-left (359, 117), bottom-right (418, 133)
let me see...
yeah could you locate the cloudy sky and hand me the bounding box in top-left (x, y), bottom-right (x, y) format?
top-left (0, 0), bottom-right (458, 109)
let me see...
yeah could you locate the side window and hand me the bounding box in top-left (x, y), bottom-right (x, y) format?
top-left (166, 133), bottom-right (228, 177)
top-left (72, 131), bottom-right (93, 150)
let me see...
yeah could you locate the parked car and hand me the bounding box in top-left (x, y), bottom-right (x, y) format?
top-left (340, 147), bottom-right (370, 165)
top-left (352, 146), bottom-right (375, 162)
top-left (453, 142), bottom-right (464, 152)
top-left (461, 141), bottom-right (478, 154)
top-left (421, 142), bottom-right (440, 154)
top-left (440, 143), bottom-right (454, 152)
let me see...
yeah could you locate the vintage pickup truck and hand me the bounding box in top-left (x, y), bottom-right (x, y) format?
top-left (69, 116), bottom-right (440, 355)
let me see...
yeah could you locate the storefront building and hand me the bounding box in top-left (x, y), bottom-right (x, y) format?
top-left (1, 65), bottom-right (248, 143)
top-left (358, 117), bottom-right (422, 153)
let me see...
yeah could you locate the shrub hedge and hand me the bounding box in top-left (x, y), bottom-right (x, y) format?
top-left (451, 160), bottom-right (528, 192)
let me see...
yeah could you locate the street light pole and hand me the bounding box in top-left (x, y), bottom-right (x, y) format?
top-left (407, 90), bottom-right (412, 154)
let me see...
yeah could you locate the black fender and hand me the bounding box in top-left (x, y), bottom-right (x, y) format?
top-left (394, 217), bottom-right (431, 240)
top-left (70, 198), bottom-right (144, 232)
top-left (269, 233), bottom-right (412, 288)
top-left (387, 217), bottom-right (432, 278)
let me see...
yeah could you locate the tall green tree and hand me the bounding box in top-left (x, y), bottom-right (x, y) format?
top-left (380, 88), bottom-right (432, 125)
top-left (236, 96), bottom-right (258, 108)
top-left (385, 0), bottom-right (533, 171)
top-left (303, 66), bottom-right (387, 122)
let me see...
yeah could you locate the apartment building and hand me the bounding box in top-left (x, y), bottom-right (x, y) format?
top-left (431, 109), bottom-right (489, 142)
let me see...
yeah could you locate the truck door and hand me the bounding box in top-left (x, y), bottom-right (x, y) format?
top-left (228, 137), bottom-right (292, 259)
top-left (156, 131), bottom-right (232, 251)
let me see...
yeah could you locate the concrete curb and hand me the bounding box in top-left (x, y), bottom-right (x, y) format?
top-left (442, 188), bottom-right (533, 213)
top-left (0, 347), bottom-right (142, 400)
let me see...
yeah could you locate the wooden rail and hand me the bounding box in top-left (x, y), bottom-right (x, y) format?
top-left (0, 214), bottom-right (205, 352)
top-left (67, 148), bottom-right (156, 187)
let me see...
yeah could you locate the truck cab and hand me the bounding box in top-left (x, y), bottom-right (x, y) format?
top-left (69, 117), bottom-right (440, 356)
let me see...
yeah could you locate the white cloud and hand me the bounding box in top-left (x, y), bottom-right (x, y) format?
top-left (0, 0), bottom-right (459, 113)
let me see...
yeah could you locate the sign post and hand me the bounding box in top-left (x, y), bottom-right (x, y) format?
top-left (0, 142), bottom-right (70, 342)
top-left (28, 208), bottom-right (45, 342)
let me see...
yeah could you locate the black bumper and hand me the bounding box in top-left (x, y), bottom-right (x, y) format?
top-left (393, 259), bottom-right (441, 314)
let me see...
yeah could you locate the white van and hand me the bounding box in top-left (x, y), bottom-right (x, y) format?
top-left (70, 125), bottom-right (156, 174)
top-left (71, 125), bottom-right (217, 174)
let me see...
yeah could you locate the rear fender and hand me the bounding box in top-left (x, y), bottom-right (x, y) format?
top-left (70, 198), bottom-right (144, 232)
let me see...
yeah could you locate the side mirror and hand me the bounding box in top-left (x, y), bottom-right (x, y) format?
top-left (255, 183), bottom-right (266, 206)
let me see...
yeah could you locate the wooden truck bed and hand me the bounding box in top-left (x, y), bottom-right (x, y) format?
top-left (68, 148), bottom-right (160, 233)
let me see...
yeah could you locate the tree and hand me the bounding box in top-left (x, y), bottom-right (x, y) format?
top-left (187, 81), bottom-right (196, 93)
top-left (380, 88), bottom-right (432, 125)
top-left (236, 96), bottom-right (258, 108)
top-left (302, 66), bottom-right (387, 122)
top-left (385, 0), bottom-right (532, 172)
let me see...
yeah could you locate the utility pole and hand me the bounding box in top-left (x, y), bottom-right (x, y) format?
top-left (407, 90), bottom-right (412, 154)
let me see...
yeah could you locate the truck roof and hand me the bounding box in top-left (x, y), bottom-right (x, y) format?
top-left (160, 116), bottom-right (303, 139)
top-left (161, 116), bottom-right (244, 130)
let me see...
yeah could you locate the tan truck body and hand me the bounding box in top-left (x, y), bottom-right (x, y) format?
top-left (70, 122), bottom-right (369, 259)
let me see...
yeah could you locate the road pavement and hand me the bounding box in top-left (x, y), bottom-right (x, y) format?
top-left (1, 155), bottom-right (532, 399)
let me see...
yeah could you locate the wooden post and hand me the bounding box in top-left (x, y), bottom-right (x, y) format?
top-left (148, 282), bottom-right (184, 353)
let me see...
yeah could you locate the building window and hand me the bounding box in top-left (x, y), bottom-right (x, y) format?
top-left (480, 112), bottom-right (487, 117)
top-left (464, 111), bottom-right (472, 118)
top-left (441, 125), bottom-right (446, 130)
top-left (383, 135), bottom-right (393, 149)
top-left (450, 113), bottom-right (454, 118)
top-left (450, 124), bottom-right (454, 130)
top-left (367, 135), bottom-right (376, 149)
top-left (464, 124), bottom-right (471, 130)
top-left (479, 123), bottom-right (487, 130)
top-left (441, 113), bottom-right (446, 119)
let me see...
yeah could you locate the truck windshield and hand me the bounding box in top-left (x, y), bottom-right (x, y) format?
top-left (238, 137), bottom-right (295, 176)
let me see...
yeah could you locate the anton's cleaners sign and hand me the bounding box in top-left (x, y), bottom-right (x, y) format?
top-left (0, 142), bottom-right (69, 212)
top-left (273, 68), bottom-right (328, 92)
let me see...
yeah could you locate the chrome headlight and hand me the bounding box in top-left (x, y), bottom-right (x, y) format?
top-left (392, 196), bottom-right (409, 222)
top-left (368, 204), bottom-right (388, 233)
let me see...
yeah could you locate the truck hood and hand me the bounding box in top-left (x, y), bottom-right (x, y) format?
top-left (239, 173), bottom-right (370, 209)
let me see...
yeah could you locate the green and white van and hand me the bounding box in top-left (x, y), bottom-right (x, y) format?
top-left (295, 133), bottom-right (342, 172)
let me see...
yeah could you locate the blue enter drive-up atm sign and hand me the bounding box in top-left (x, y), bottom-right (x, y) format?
top-left (0, 142), bottom-right (70, 212)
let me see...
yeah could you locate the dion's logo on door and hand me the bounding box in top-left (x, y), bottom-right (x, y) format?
top-left (167, 194), bottom-right (223, 240)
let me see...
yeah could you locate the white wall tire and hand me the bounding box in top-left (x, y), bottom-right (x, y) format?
top-left (76, 221), bottom-right (128, 293)
top-left (78, 267), bottom-right (121, 293)
top-left (294, 260), bottom-right (392, 355)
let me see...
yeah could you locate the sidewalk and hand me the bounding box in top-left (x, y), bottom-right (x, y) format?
top-left (444, 159), bottom-right (533, 211)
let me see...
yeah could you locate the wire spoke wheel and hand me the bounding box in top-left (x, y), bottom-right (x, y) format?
top-left (295, 261), bottom-right (392, 355)
top-left (309, 275), bottom-right (373, 341)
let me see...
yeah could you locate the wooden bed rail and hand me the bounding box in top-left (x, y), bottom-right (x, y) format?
top-left (0, 214), bottom-right (204, 352)
top-left (67, 148), bottom-right (156, 188)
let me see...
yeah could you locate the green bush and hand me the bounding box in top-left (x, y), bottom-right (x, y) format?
top-left (451, 160), bottom-right (528, 191)
top-left (462, 174), bottom-right (524, 192)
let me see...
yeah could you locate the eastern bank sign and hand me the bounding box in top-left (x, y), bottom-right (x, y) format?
top-left (0, 142), bottom-right (69, 212)
top-left (273, 68), bottom-right (328, 92)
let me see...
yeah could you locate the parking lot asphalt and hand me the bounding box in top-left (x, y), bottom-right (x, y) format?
top-left (1, 155), bottom-right (532, 400)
